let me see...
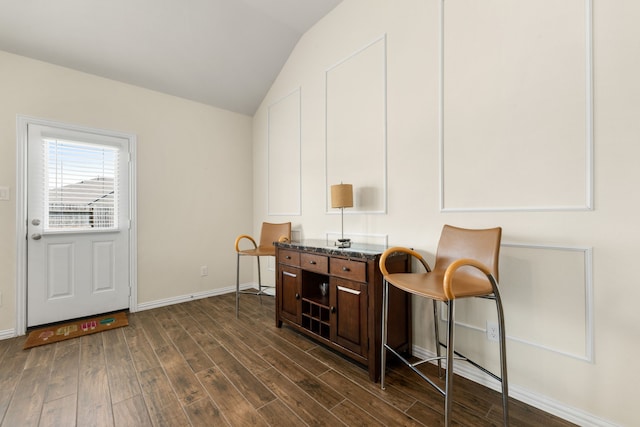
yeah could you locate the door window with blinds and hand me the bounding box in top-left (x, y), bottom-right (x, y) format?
top-left (44, 138), bottom-right (119, 231)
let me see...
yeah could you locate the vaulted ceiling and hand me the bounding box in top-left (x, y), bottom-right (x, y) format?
top-left (0, 0), bottom-right (343, 115)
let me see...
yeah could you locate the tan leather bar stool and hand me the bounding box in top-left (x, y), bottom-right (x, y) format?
top-left (235, 222), bottom-right (291, 318)
top-left (379, 224), bottom-right (509, 426)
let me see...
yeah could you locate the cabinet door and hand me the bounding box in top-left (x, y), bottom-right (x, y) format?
top-left (278, 265), bottom-right (301, 324)
top-left (330, 277), bottom-right (367, 356)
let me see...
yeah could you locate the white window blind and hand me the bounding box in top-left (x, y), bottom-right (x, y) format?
top-left (44, 138), bottom-right (119, 231)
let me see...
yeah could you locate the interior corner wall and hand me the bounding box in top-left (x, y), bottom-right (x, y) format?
top-left (0, 50), bottom-right (253, 330)
top-left (251, 0), bottom-right (640, 425)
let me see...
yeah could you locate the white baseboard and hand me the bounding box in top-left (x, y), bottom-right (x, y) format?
top-left (411, 345), bottom-right (618, 427)
top-left (135, 283), bottom-right (256, 312)
top-left (0, 329), bottom-right (16, 340)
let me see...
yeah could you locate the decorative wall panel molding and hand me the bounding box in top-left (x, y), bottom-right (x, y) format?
top-left (326, 35), bottom-right (387, 214)
top-left (452, 243), bottom-right (594, 362)
top-left (439, 0), bottom-right (593, 211)
top-left (268, 88), bottom-right (302, 215)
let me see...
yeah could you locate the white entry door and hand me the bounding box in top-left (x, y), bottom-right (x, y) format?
top-left (27, 123), bottom-right (131, 327)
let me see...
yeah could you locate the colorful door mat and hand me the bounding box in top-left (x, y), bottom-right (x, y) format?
top-left (23, 311), bottom-right (128, 349)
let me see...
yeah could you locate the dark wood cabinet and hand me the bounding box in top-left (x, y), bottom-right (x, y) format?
top-left (275, 240), bottom-right (410, 382)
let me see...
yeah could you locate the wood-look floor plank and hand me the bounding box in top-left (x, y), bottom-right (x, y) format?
top-left (197, 367), bottom-right (269, 426)
top-left (252, 327), bottom-right (330, 377)
top-left (137, 311), bottom-right (171, 350)
top-left (493, 397), bottom-right (577, 427)
top-left (331, 399), bottom-right (386, 427)
top-left (256, 344), bottom-right (343, 410)
top-left (217, 315), bottom-right (273, 351)
top-left (238, 306), bottom-right (318, 353)
top-left (24, 342), bottom-right (55, 369)
top-left (184, 397), bottom-right (229, 427)
top-left (257, 399), bottom-right (307, 426)
top-left (122, 316), bottom-right (161, 373)
top-left (392, 361), bottom-right (505, 421)
top-left (318, 369), bottom-right (425, 427)
top-left (0, 338), bottom-right (11, 363)
top-left (45, 339), bottom-right (80, 402)
top-left (165, 303), bottom-right (192, 321)
top-left (2, 363), bottom-right (52, 426)
top-left (0, 337), bottom-right (30, 422)
top-left (409, 398), bottom-right (499, 427)
top-left (158, 316), bottom-right (214, 373)
top-left (382, 366), bottom-right (446, 411)
top-left (155, 344), bottom-right (206, 406)
top-left (103, 328), bottom-right (141, 404)
top-left (112, 395), bottom-right (153, 427)
top-left (3, 337), bottom-right (54, 426)
top-left (39, 393), bottom-right (77, 427)
top-left (203, 322), bottom-right (271, 373)
top-left (137, 367), bottom-right (191, 427)
top-left (256, 367), bottom-right (347, 427)
top-left (178, 317), bottom-right (223, 357)
top-left (308, 344), bottom-right (418, 412)
top-left (207, 344), bottom-right (276, 409)
top-left (77, 333), bottom-right (114, 427)
top-left (385, 362), bottom-right (503, 426)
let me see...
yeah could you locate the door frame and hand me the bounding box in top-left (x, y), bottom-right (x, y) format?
top-left (15, 115), bottom-right (138, 336)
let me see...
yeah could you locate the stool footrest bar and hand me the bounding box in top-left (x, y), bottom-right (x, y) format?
top-left (438, 341), bottom-right (503, 383)
top-left (383, 344), bottom-right (445, 396)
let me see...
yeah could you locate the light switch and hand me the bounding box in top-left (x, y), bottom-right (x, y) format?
top-left (0, 186), bottom-right (9, 201)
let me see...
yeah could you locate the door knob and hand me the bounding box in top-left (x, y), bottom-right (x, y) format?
top-left (31, 233), bottom-right (42, 240)
top-left (31, 218), bottom-right (41, 226)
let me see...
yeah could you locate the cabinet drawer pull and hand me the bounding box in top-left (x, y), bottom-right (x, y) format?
top-left (342, 266), bottom-right (350, 272)
top-left (309, 260), bottom-right (317, 265)
top-left (337, 286), bottom-right (360, 295)
top-left (285, 255), bottom-right (291, 259)
top-left (295, 293), bottom-right (300, 300)
top-left (330, 306), bottom-right (336, 313)
top-left (283, 271), bottom-right (297, 278)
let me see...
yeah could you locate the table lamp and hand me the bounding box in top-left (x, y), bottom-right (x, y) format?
top-left (331, 183), bottom-right (353, 248)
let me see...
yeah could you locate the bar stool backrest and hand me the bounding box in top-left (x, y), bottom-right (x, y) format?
top-left (433, 225), bottom-right (502, 282)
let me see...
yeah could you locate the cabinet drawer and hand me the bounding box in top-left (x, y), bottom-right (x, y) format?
top-left (300, 253), bottom-right (328, 274)
top-left (331, 258), bottom-right (366, 282)
top-left (279, 249), bottom-right (300, 267)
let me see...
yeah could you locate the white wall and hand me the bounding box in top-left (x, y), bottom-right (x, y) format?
top-left (252, 0), bottom-right (640, 425)
top-left (0, 50), bottom-right (253, 331)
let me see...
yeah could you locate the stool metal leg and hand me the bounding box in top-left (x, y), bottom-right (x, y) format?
top-left (495, 291), bottom-right (509, 425)
top-left (257, 256), bottom-right (262, 294)
top-left (380, 279), bottom-right (390, 390)
top-left (444, 300), bottom-right (456, 427)
top-left (433, 300), bottom-right (442, 377)
top-left (236, 253), bottom-right (241, 318)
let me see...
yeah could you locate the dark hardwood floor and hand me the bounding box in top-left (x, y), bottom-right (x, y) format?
top-left (0, 292), bottom-right (575, 426)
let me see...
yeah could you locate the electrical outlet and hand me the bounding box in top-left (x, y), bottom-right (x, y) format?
top-left (200, 266), bottom-right (208, 276)
top-left (486, 320), bottom-right (499, 342)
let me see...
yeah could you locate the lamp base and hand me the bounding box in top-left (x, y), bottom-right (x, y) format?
top-left (335, 238), bottom-right (351, 248)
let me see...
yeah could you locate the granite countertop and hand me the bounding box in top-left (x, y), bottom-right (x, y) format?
top-left (274, 239), bottom-right (389, 260)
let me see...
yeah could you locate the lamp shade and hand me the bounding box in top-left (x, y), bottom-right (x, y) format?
top-left (331, 184), bottom-right (353, 208)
